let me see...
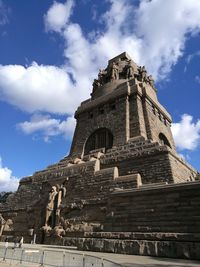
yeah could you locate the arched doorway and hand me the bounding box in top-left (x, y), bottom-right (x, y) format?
top-left (84, 128), bottom-right (113, 155)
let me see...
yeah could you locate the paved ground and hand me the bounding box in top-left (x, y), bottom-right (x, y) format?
top-left (0, 242), bottom-right (200, 267)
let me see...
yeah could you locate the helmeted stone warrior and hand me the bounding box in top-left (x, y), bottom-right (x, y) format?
top-left (138, 65), bottom-right (148, 82)
top-left (98, 69), bottom-right (107, 85)
top-left (125, 60), bottom-right (134, 79)
top-left (45, 186), bottom-right (58, 227)
top-left (92, 79), bottom-right (101, 92)
top-left (146, 75), bottom-right (155, 89)
top-left (110, 61), bottom-right (119, 81)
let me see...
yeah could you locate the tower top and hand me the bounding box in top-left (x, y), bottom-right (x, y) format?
top-left (91, 52), bottom-right (155, 99)
top-left (108, 51), bottom-right (132, 64)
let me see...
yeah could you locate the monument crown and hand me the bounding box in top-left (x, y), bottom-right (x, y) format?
top-left (91, 52), bottom-right (155, 100)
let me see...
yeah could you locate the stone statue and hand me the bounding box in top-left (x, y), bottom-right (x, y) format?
top-left (110, 61), bottom-right (119, 81)
top-left (53, 225), bottom-right (65, 238)
top-left (138, 66), bottom-right (148, 82)
top-left (98, 69), bottom-right (107, 85)
top-left (125, 60), bottom-right (134, 79)
top-left (146, 75), bottom-right (155, 89)
top-left (92, 79), bottom-right (101, 92)
top-left (0, 213), bottom-right (6, 236)
top-left (55, 185), bottom-right (66, 226)
top-left (45, 186), bottom-right (58, 227)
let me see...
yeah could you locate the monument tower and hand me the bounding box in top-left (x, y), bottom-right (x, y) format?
top-left (70, 52), bottom-right (192, 184)
top-left (0, 52), bottom-right (199, 260)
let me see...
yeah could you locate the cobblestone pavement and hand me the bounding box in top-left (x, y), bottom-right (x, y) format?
top-left (0, 243), bottom-right (200, 267)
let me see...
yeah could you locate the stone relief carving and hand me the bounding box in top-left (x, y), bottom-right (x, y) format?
top-left (44, 181), bottom-right (67, 232)
top-left (138, 66), bottom-right (148, 82)
top-left (125, 60), bottom-right (134, 79)
top-left (146, 75), bottom-right (155, 89)
top-left (45, 186), bottom-right (58, 227)
top-left (55, 185), bottom-right (66, 226)
top-left (0, 213), bottom-right (6, 236)
top-left (92, 57), bottom-right (156, 94)
top-left (110, 61), bottom-right (119, 81)
top-left (98, 69), bottom-right (107, 85)
top-left (53, 225), bottom-right (66, 237)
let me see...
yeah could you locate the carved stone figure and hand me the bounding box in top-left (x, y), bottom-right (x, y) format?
top-left (146, 75), bottom-right (155, 89)
top-left (55, 185), bottom-right (66, 226)
top-left (138, 66), bottom-right (148, 82)
top-left (45, 186), bottom-right (58, 227)
top-left (110, 61), bottom-right (119, 81)
top-left (41, 225), bottom-right (52, 236)
top-left (92, 79), bottom-right (101, 92)
top-left (125, 60), bottom-right (134, 79)
top-left (53, 225), bottom-right (65, 238)
top-left (3, 219), bottom-right (13, 231)
top-left (98, 69), bottom-right (107, 85)
top-left (0, 213), bottom-right (6, 236)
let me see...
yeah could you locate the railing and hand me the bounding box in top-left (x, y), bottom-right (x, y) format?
top-left (0, 246), bottom-right (123, 267)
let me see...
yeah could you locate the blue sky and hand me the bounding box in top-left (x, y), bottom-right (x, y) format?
top-left (0, 0), bottom-right (200, 192)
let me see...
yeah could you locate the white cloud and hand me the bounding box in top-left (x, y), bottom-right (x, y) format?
top-left (17, 113), bottom-right (76, 142)
top-left (172, 114), bottom-right (200, 150)
top-left (0, 63), bottom-right (81, 114)
top-left (0, 157), bottom-right (19, 192)
top-left (135, 0), bottom-right (200, 77)
top-left (44, 0), bottom-right (74, 32)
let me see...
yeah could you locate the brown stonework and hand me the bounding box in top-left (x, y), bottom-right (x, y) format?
top-left (0, 52), bottom-right (199, 260)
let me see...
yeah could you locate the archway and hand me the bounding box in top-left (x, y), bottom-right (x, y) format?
top-left (84, 128), bottom-right (113, 155)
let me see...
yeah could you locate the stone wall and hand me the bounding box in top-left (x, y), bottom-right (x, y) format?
top-left (169, 153), bottom-right (196, 183)
top-left (106, 181), bottom-right (200, 233)
top-left (101, 137), bottom-right (174, 183)
top-left (129, 92), bottom-right (147, 139)
top-left (70, 89), bottom-right (129, 157)
top-left (142, 93), bottom-right (176, 151)
top-left (62, 181), bottom-right (200, 260)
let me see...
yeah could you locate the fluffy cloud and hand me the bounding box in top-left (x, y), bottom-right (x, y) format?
top-left (0, 63), bottom-right (82, 114)
top-left (17, 113), bottom-right (76, 142)
top-left (44, 0), bottom-right (74, 32)
top-left (135, 0), bottom-right (200, 77)
top-left (172, 114), bottom-right (200, 150)
top-left (0, 157), bottom-right (19, 192)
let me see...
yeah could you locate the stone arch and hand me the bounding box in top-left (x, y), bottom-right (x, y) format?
top-left (84, 128), bottom-right (113, 155)
top-left (159, 133), bottom-right (171, 148)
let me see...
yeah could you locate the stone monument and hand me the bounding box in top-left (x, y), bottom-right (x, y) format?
top-left (0, 52), bottom-right (200, 259)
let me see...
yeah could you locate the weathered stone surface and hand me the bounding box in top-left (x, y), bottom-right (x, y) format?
top-left (0, 52), bottom-right (199, 260)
